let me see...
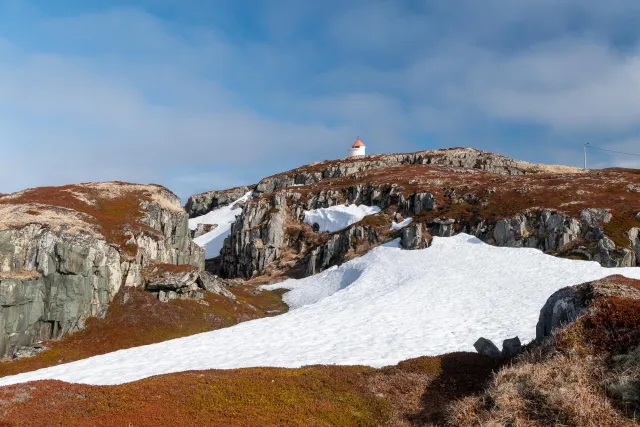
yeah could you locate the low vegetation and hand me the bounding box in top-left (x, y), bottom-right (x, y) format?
top-left (0, 182), bottom-right (181, 256)
top-left (0, 286), bottom-right (287, 378)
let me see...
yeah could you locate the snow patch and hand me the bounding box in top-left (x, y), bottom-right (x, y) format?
top-left (390, 217), bottom-right (413, 231)
top-left (304, 204), bottom-right (381, 233)
top-left (189, 192), bottom-right (252, 258)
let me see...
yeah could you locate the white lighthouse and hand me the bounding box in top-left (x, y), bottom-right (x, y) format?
top-left (348, 136), bottom-right (366, 158)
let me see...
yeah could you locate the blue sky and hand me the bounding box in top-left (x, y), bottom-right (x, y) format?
top-left (1, 0), bottom-right (640, 200)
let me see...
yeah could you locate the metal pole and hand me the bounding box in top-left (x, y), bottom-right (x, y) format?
top-left (584, 142), bottom-right (590, 169)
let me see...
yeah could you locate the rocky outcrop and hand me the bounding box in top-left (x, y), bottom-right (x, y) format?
top-left (536, 276), bottom-right (640, 341)
top-left (0, 183), bottom-right (205, 358)
top-left (306, 225), bottom-right (384, 276)
top-left (219, 195), bottom-right (287, 278)
top-left (255, 147), bottom-right (582, 195)
top-left (400, 223), bottom-right (431, 250)
top-left (185, 186), bottom-right (254, 218)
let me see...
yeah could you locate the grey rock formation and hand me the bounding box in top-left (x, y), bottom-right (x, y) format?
top-left (536, 278), bottom-right (640, 342)
top-left (185, 186), bottom-right (254, 218)
top-left (474, 337), bottom-right (502, 358)
top-left (501, 337), bottom-right (523, 358)
top-left (594, 236), bottom-right (636, 267)
top-left (536, 286), bottom-right (592, 341)
top-left (198, 271), bottom-right (235, 300)
top-left (220, 196), bottom-right (287, 278)
top-left (630, 227), bottom-right (640, 266)
top-left (433, 218), bottom-right (456, 237)
top-left (12, 343), bottom-right (45, 360)
top-left (0, 187), bottom-right (205, 358)
top-left (255, 147), bottom-right (575, 195)
top-left (580, 208), bottom-right (612, 228)
top-left (400, 223), bottom-right (431, 250)
top-left (306, 225), bottom-right (383, 276)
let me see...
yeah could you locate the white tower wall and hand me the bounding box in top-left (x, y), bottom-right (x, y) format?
top-left (348, 146), bottom-right (366, 157)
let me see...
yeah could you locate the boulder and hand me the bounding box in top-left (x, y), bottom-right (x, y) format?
top-left (400, 223), bottom-right (431, 250)
top-left (501, 337), bottom-right (523, 358)
top-left (474, 337), bottom-right (502, 358)
top-left (580, 208), bottom-right (612, 228)
top-left (197, 271), bottom-right (235, 300)
top-left (434, 218), bottom-right (456, 237)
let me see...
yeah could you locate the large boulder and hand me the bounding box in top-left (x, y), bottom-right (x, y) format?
top-left (474, 337), bottom-right (502, 358)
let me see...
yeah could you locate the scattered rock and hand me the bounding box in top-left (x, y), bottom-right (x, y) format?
top-left (474, 337), bottom-right (502, 358)
top-left (197, 271), bottom-right (235, 300)
top-left (580, 208), bottom-right (612, 228)
top-left (501, 337), bottom-right (522, 358)
top-left (400, 223), bottom-right (431, 250)
top-left (627, 184), bottom-right (640, 193)
top-left (434, 218), bottom-right (456, 237)
top-left (12, 343), bottom-right (46, 360)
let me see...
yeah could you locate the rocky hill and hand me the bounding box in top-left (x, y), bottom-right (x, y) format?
top-left (185, 147), bottom-right (639, 282)
top-left (0, 182), bottom-right (205, 358)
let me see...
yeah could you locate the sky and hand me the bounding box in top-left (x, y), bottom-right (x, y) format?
top-left (1, 0), bottom-right (640, 201)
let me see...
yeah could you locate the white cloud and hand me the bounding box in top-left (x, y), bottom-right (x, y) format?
top-left (2, 1), bottom-right (640, 200)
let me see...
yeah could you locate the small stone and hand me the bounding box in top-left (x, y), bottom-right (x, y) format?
top-left (474, 337), bottom-right (502, 358)
top-left (502, 337), bottom-right (523, 358)
top-left (636, 212), bottom-right (640, 221)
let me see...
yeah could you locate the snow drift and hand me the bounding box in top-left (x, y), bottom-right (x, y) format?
top-left (303, 204), bottom-right (381, 233)
top-left (189, 192), bottom-right (251, 258)
top-left (1, 234), bottom-right (639, 387)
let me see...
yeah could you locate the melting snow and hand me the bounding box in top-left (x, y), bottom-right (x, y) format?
top-left (390, 217), bottom-right (413, 231)
top-left (189, 192), bottom-right (252, 258)
top-left (303, 204), bottom-right (381, 233)
top-left (1, 234), bottom-right (639, 387)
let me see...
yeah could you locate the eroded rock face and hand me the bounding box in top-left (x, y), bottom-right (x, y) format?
top-left (184, 186), bottom-right (254, 218)
top-left (0, 183), bottom-right (205, 358)
top-left (219, 195), bottom-right (287, 278)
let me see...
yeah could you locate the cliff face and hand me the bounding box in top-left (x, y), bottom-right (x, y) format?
top-left (0, 182), bottom-right (204, 357)
top-left (206, 149), bottom-right (640, 280)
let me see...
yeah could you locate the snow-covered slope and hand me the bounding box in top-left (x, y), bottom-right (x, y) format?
top-left (189, 192), bottom-right (251, 258)
top-left (1, 234), bottom-right (639, 387)
top-left (303, 204), bottom-right (381, 233)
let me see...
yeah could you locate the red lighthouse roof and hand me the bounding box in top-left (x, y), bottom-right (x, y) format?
top-left (352, 136), bottom-right (365, 148)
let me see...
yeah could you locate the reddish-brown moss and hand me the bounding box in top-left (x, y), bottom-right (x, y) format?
top-left (0, 286), bottom-right (287, 378)
top-left (580, 297), bottom-right (640, 354)
top-left (0, 183), bottom-right (165, 256)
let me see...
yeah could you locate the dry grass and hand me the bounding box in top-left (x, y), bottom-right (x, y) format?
top-left (448, 350), bottom-right (628, 427)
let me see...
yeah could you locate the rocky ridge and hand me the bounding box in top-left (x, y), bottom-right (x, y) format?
top-left (0, 182), bottom-right (206, 358)
top-left (194, 148), bottom-right (640, 280)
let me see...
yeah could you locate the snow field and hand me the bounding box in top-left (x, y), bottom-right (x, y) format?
top-left (0, 234), bottom-right (639, 387)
